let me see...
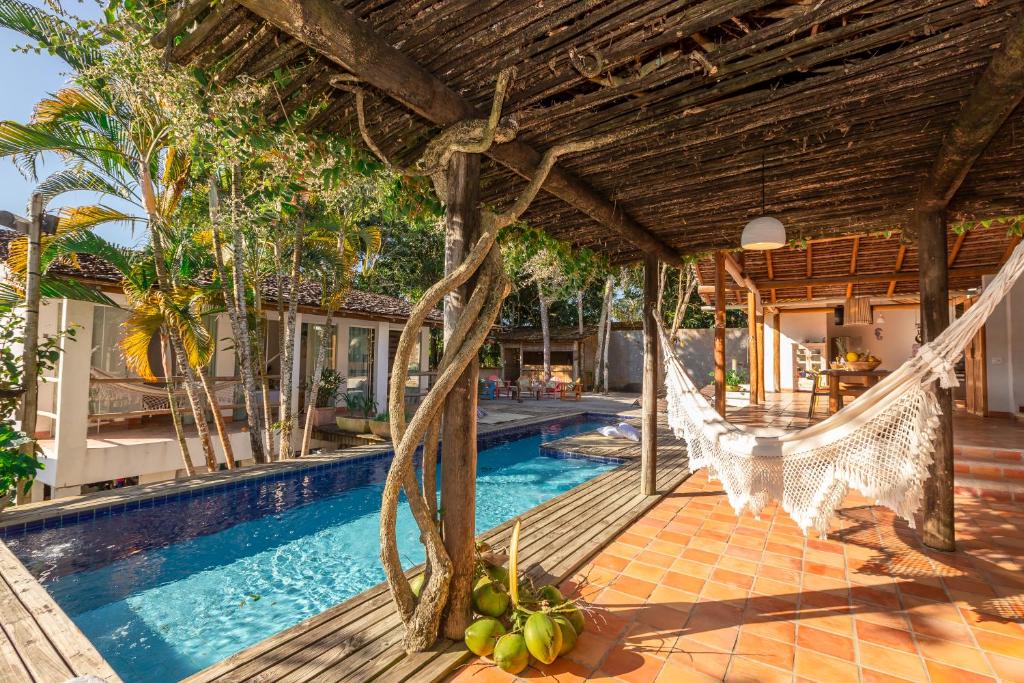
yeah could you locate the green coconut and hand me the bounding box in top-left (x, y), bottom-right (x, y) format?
top-left (552, 615), bottom-right (577, 655)
top-left (409, 574), bottom-right (424, 599)
top-left (493, 633), bottom-right (529, 674)
top-left (523, 612), bottom-right (563, 665)
top-left (471, 576), bottom-right (510, 618)
top-left (464, 617), bottom-right (506, 657)
top-left (485, 563), bottom-right (510, 591)
top-left (537, 584), bottom-right (564, 606)
top-left (562, 603), bottom-right (585, 635)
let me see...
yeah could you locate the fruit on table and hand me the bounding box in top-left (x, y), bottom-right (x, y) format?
top-left (845, 352), bottom-right (859, 362)
top-left (493, 633), bottom-right (529, 674)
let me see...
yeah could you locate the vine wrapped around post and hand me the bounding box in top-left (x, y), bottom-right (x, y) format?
top-left (341, 67), bottom-right (651, 651)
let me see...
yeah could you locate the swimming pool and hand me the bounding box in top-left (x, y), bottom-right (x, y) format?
top-left (5, 415), bottom-right (618, 682)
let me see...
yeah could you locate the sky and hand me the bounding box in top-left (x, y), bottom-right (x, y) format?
top-left (0, 0), bottom-right (139, 247)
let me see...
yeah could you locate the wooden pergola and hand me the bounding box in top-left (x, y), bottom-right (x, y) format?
top-left (158, 0), bottom-right (1024, 651)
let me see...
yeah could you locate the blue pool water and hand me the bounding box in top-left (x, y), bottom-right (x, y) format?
top-left (6, 417), bottom-right (617, 682)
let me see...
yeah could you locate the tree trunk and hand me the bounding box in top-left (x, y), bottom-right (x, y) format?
top-left (747, 291), bottom-right (759, 405)
top-left (140, 162), bottom-right (218, 474)
top-left (602, 286), bottom-right (612, 393)
top-left (15, 194), bottom-right (43, 504)
top-left (576, 289), bottom-right (584, 335)
top-left (300, 310), bottom-right (334, 457)
top-left (161, 332), bottom-right (194, 477)
top-left (594, 275), bottom-right (612, 392)
top-left (278, 221), bottom-right (303, 459)
top-left (198, 370), bottom-right (236, 469)
top-left (918, 209), bottom-right (955, 551)
top-left (539, 288), bottom-right (552, 382)
top-left (209, 178), bottom-right (257, 466)
top-left (439, 151), bottom-right (481, 640)
top-left (252, 286), bottom-right (275, 461)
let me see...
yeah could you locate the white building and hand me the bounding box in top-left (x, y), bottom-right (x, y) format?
top-left (2, 229), bottom-right (436, 500)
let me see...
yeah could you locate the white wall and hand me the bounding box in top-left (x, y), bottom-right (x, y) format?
top-left (984, 274), bottom-right (1023, 416)
top-left (778, 311), bottom-right (827, 390)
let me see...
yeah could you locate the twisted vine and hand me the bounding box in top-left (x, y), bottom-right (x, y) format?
top-left (338, 67), bottom-right (652, 650)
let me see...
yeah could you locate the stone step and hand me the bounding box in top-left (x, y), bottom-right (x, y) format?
top-left (954, 475), bottom-right (1024, 502)
top-left (953, 458), bottom-right (1024, 483)
top-left (953, 444), bottom-right (1024, 462)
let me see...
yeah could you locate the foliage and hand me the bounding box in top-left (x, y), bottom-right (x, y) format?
top-left (342, 391), bottom-right (375, 418)
top-left (0, 299), bottom-right (72, 504)
top-left (316, 368), bottom-right (344, 408)
top-left (616, 264), bottom-right (746, 328)
top-left (355, 215), bottom-right (445, 301)
top-left (709, 368), bottom-right (747, 387)
top-left (373, 411), bottom-right (390, 423)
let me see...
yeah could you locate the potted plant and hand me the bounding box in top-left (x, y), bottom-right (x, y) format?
top-left (725, 369), bottom-right (746, 393)
top-left (369, 411), bottom-right (391, 439)
top-left (313, 368), bottom-right (344, 427)
top-left (337, 392), bottom-right (372, 433)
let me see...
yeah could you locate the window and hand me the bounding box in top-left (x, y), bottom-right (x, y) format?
top-left (523, 350), bottom-right (573, 366)
top-left (301, 322), bottom-right (337, 387)
top-left (347, 326), bottom-right (374, 399)
top-left (91, 305), bottom-right (133, 376)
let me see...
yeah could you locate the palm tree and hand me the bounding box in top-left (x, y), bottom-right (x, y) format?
top-left (0, 1), bottom-right (223, 472)
top-left (298, 212), bottom-right (382, 457)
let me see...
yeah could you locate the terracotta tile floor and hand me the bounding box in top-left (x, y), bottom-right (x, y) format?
top-left (450, 471), bottom-right (1024, 682)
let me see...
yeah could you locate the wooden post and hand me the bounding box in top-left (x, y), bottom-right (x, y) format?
top-left (918, 210), bottom-right (955, 552)
top-left (756, 307), bottom-right (765, 403)
top-left (772, 311), bottom-right (781, 393)
top-left (747, 291), bottom-right (758, 405)
top-left (440, 151), bottom-right (481, 637)
top-left (714, 252), bottom-right (727, 415)
top-left (641, 254), bottom-right (659, 496)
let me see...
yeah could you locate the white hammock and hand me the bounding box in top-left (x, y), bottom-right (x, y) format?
top-left (661, 238), bottom-right (1024, 535)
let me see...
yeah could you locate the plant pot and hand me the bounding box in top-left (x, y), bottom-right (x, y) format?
top-left (313, 406), bottom-right (337, 427)
top-left (336, 416), bottom-right (368, 433)
top-left (369, 420), bottom-right (391, 439)
top-left (727, 384), bottom-right (741, 392)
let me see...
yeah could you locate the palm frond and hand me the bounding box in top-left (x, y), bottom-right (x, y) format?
top-left (35, 164), bottom-right (135, 206)
top-left (120, 303), bottom-right (163, 380)
top-left (57, 204), bottom-right (141, 233)
top-left (32, 88), bottom-right (108, 124)
top-left (0, 0), bottom-right (101, 70)
top-left (38, 276), bottom-right (115, 305)
top-left (47, 229), bottom-right (138, 278)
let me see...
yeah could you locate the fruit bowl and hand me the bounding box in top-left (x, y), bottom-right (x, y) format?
top-left (846, 360), bottom-right (881, 371)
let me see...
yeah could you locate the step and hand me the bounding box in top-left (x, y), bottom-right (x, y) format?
top-left (953, 475), bottom-right (1024, 502)
top-left (954, 444), bottom-right (1024, 462)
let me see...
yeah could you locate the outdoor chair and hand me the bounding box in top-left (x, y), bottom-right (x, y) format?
top-left (478, 380), bottom-right (496, 400)
top-left (560, 380), bottom-right (582, 401)
top-left (540, 380), bottom-right (560, 399)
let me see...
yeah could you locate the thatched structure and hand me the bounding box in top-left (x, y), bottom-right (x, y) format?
top-left (159, 0), bottom-right (1024, 264)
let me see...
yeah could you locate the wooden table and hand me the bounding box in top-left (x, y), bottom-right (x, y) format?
top-left (821, 368), bottom-right (889, 414)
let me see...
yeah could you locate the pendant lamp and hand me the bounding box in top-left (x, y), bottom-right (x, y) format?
top-left (741, 153), bottom-right (786, 250)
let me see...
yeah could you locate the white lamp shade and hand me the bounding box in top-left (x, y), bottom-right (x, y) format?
top-left (741, 216), bottom-right (786, 250)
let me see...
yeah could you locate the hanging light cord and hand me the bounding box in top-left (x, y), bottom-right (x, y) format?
top-left (760, 151), bottom-right (766, 215)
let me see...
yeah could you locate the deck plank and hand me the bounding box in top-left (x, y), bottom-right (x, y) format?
top-left (188, 421), bottom-right (690, 683)
top-left (0, 543), bottom-right (121, 682)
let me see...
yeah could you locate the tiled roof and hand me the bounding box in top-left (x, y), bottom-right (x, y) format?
top-left (0, 228), bottom-right (440, 323)
top-left (495, 325), bottom-right (598, 343)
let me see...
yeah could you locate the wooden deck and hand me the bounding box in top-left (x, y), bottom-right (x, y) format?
top-left (185, 443), bottom-right (690, 682)
top-left (541, 417), bottom-right (685, 462)
top-left (0, 542), bottom-right (120, 682)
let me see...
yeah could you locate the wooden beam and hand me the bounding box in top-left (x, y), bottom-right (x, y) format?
top-left (235, 0), bottom-right (682, 266)
top-left (759, 265), bottom-right (995, 289)
top-left (846, 235), bottom-right (860, 298)
top-left (909, 15), bottom-right (1024, 232)
top-left (766, 251), bottom-right (777, 303)
top-left (948, 229), bottom-right (968, 267)
top-left (697, 284), bottom-right (746, 294)
top-left (722, 252), bottom-right (762, 312)
top-left (641, 254), bottom-right (659, 496)
top-left (714, 252), bottom-right (727, 416)
top-left (805, 243), bottom-right (813, 300)
top-left (440, 152), bottom-right (481, 638)
top-left (886, 244), bottom-right (907, 298)
top-left (747, 291), bottom-right (759, 405)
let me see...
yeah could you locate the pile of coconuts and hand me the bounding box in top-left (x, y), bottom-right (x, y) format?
top-left (462, 520), bottom-right (586, 674)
